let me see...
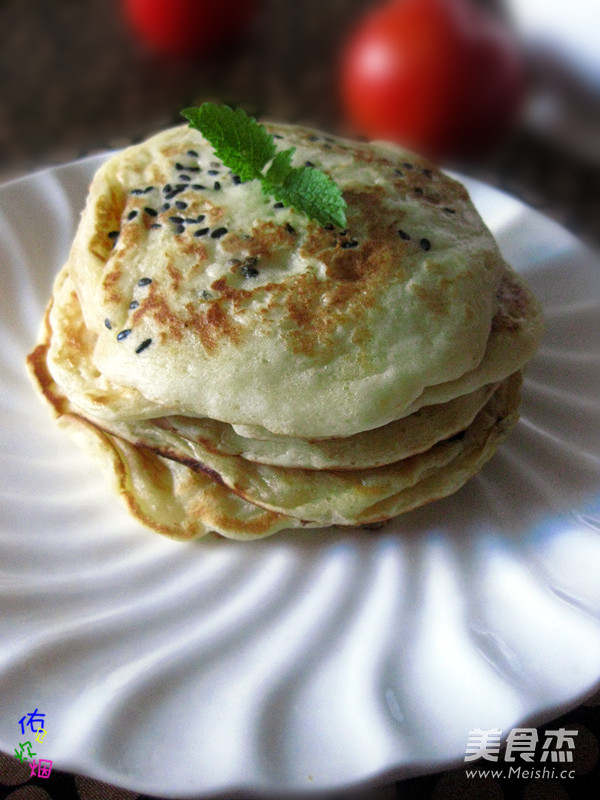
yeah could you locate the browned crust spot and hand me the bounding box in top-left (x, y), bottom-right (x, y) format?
top-left (131, 282), bottom-right (184, 343)
top-left (185, 300), bottom-right (242, 354)
top-left (26, 298), bottom-right (68, 416)
top-left (101, 263), bottom-right (123, 305)
top-left (411, 285), bottom-right (450, 316)
top-left (179, 241), bottom-right (209, 266)
top-left (187, 486), bottom-right (289, 536)
top-left (89, 187), bottom-right (125, 262)
top-left (27, 343), bottom-right (67, 416)
top-left (221, 220), bottom-right (295, 259)
top-left (166, 261), bottom-right (183, 293)
top-left (492, 272), bottom-right (533, 334)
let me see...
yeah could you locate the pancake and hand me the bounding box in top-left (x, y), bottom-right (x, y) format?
top-left (28, 294), bottom-right (521, 535)
top-left (47, 255), bottom-right (541, 433)
top-left (27, 118), bottom-right (543, 540)
top-left (228, 267), bottom-right (542, 437)
top-left (66, 123), bottom-right (517, 437)
top-left (30, 266), bottom-right (522, 527)
top-left (47, 262), bottom-right (501, 470)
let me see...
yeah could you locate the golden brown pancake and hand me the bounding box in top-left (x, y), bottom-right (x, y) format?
top-left (27, 122), bottom-right (543, 540)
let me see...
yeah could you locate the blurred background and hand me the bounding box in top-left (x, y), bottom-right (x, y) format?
top-left (0, 0), bottom-right (598, 247)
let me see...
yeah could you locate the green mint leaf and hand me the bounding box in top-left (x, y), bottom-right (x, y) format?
top-left (181, 104), bottom-right (276, 183)
top-left (270, 167), bottom-right (347, 228)
top-left (264, 148), bottom-right (295, 186)
top-left (181, 104), bottom-right (347, 228)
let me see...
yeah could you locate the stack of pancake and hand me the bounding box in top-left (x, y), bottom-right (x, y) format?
top-left (27, 124), bottom-right (543, 540)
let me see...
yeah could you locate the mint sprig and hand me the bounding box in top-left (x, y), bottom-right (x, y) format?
top-left (181, 104), bottom-right (347, 228)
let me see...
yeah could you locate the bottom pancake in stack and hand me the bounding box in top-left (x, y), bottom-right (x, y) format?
top-left (28, 264), bottom-right (523, 541)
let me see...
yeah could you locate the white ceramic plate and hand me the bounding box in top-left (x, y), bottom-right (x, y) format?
top-left (1, 156), bottom-right (600, 798)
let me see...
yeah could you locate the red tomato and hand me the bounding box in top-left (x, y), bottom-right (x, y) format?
top-left (341, 0), bottom-right (525, 161)
top-left (123, 0), bottom-right (258, 56)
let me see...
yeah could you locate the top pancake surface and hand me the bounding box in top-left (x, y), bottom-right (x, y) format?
top-left (69, 123), bottom-right (508, 437)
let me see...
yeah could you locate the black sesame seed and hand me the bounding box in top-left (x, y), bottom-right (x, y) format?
top-left (130, 188), bottom-right (144, 195)
top-left (305, 161), bottom-right (315, 167)
top-left (420, 238), bottom-right (431, 251)
top-left (339, 229), bottom-right (348, 236)
top-left (273, 134), bottom-right (283, 139)
top-left (241, 265), bottom-right (259, 278)
top-left (163, 184), bottom-right (172, 193)
top-left (129, 300), bottom-right (139, 310)
top-left (192, 184), bottom-right (206, 190)
top-left (169, 216), bottom-right (184, 223)
top-left (175, 183), bottom-right (187, 191)
top-left (398, 230), bottom-right (411, 241)
top-left (201, 290), bottom-right (211, 299)
top-left (324, 222), bottom-right (335, 231)
top-left (403, 162), bottom-right (413, 169)
top-left (127, 210), bottom-right (138, 220)
top-left (194, 214), bottom-right (206, 223)
top-left (187, 149), bottom-right (198, 157)
top-left (138, 277), bottom-right (152, 286)
top-left (185, 165), bottom-right (200, 172)
top-left (108, 230), bottom-right (119, 239)
top-left (150, 223), bottom-right (162, 229)
top-left (175, 201), bottom-right (187, 210)
top-left (175, 224), bottom-right (185, 234)
top-left (273, 202), bottom-right (284, 209)
top-left (207, 169), bottom-right (219, 175)
top-left (184, 217), bottom-right (200, 224)
top-left (232, 175), bottom-right (242, 185)
top-left (175, 162), bottom-right (184, 171)
top-left (104, 318), bottom-right (112, 330)
top-left (443, 207), bottom-right (456, 214)
top-left (211, 227), bottom-right (228, 239)
top-left (144, 207), bottom-right (158, 217)
top-left (213, 181), bottom-right (221, 191)
top-left (135, 338), bottom-right (152, 354)
top-left (180, 175), bottom-right (191, 182)
top-left (341, 239), bottom-right (359, 249)
top-left (194, 228), bottom-right (209, 237)
top-left (422, 168), bottom-right (433, 179)
top-left (162, 203), bottom-right (170, 211)
top-left (117, 329), bottom-right (131, 341)
top-left (285, 223), bottom-right (296, 234)
top-left (414, 187), bottom-right (423, 196)
top-left (143, 186), bottom-right (154, 193)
